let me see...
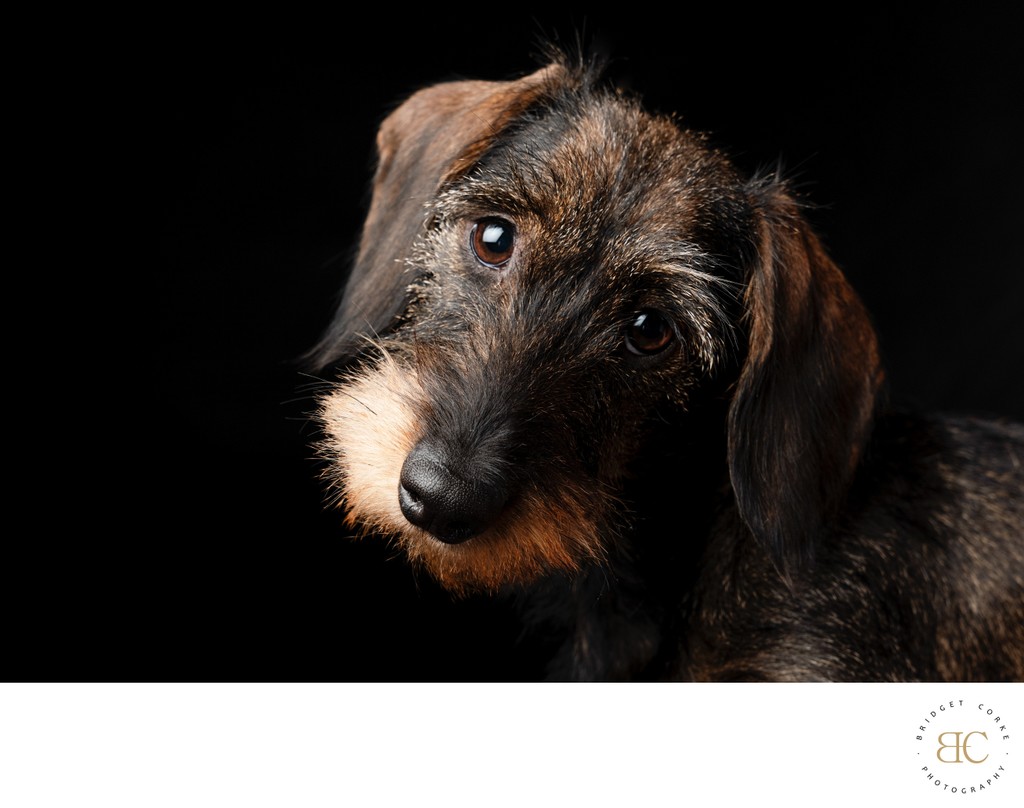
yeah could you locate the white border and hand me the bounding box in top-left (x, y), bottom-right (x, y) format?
top-left (1, 683), bottom-right (1021, 806)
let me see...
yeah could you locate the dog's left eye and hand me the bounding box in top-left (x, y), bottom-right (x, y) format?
top-left (624, 310), bottom-right (676, 356)
top-left (470, 218), bottom-right (515, 267)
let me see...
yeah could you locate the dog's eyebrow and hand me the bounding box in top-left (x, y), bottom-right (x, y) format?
top-left (647, 256), bottom-right (741, 289)
top-left (434, 174), bottom-right (545, 221)
top-left (619, 239), bottom-right (744, 292)
top-left (643, 259), bottom-right (739, 303)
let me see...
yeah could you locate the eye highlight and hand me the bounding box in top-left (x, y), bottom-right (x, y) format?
top-left (470, 218), bottom-right (515, 267)
top-left (624, 310), bottom-right (676, 356)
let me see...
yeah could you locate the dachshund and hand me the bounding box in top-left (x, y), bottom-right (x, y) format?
top-left (308, 55), bottom-right (1024, 681)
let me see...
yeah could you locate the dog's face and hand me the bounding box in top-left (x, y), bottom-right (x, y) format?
top-left (313, 62), bottom-right (882, 594)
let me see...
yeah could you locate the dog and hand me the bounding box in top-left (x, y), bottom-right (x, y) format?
top-left (308, 55), bottom-right (1024, 681)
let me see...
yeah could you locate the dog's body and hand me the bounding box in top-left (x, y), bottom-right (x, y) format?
top-left (310, 57), bottom-right (1024, 681)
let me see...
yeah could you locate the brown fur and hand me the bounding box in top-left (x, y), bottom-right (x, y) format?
top-left (310, 56), bottom-right (1024, 681)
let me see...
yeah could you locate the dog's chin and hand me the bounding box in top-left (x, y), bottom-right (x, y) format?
top-left (372, 492), bottom-right (606, 595)
top-left (328, 481), bottom-right (609, 595)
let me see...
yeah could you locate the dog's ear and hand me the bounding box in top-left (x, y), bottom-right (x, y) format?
top-left (308, 63), bottom-right (567, 368)
top-left (727, 182), bottom-right (884, 583)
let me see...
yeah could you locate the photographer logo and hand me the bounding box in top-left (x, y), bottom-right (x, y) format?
top-left (916, 699), bottom-right (1012, 796)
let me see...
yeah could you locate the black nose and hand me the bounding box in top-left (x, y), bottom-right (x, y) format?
top-left (398, 443), bottom-right (509, 544)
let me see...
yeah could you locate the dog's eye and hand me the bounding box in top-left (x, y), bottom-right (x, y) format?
top-left (470, 218), bottom-right (515, 267)
top-left (624, 310), bottom-right (675, 356)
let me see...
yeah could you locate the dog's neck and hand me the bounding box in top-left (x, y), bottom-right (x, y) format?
top-left (512, 399), bottom-right (735, 681)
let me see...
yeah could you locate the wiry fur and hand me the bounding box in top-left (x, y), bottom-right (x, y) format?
top-left (310, 55), bottom-right (1024, 681)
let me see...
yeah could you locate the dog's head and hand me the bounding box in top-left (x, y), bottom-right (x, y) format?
top-left (311, 60), bottom-right (883, 593)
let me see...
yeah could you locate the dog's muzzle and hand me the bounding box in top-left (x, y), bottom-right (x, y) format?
top-left (398, 442), bottom-right (510, 544)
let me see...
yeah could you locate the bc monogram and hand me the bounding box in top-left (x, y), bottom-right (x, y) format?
top-left (935, 731), bottom-right (989, 764)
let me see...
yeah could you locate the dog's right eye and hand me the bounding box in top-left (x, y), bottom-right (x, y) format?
top-left (470, 218), bottom-right (515, 267)
top-left (624, 310), bottom-right (676, 356)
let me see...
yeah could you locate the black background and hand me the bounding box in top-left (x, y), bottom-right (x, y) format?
top-left (22, 11), bottom-right (1023, 681)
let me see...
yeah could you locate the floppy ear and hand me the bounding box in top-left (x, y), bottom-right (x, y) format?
top-left (307, 63), bottom-right (567, 368)
top-left (727, 183), bottom-right (884, 583)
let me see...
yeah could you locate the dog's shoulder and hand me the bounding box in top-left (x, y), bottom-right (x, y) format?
top-left (857, 410), bottom-right (1024, 515)
top-left (686, 410), bottom-right (1024, 681)
top-left (828, 411), bottom-right (1022, 600)
top-left (830, 411), bottom-right (1023, 679)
